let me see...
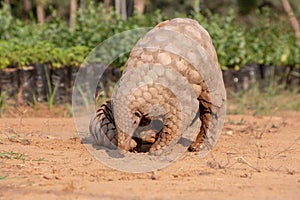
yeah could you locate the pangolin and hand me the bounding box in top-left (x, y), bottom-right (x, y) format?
top-left (89, 18), bottom-right (226, 156)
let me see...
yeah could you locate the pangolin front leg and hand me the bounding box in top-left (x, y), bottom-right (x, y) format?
top-left (188, 95), bottom-right (212, 151)
top-left (115, 83), bottom-right (184, 156)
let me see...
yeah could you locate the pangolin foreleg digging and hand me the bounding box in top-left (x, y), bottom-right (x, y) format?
top-left (89, 18), bottom-right (226, 155)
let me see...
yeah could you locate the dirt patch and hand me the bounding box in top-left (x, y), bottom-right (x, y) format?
top-left (0, 112), bottom-right (300, 200)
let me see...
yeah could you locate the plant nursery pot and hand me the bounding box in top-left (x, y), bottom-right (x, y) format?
top-left (79, 63), bottom-right (103, 100)
top-left (96, 66), bottom-right (121, 98)
top-left (18, 66), bottom-right (36, 104)
top-left (222, 68), bottom-right (235, 92)
top-left (51, 66), bottom-right (70, 104)
top-left (0, 67), bottom-right (18, 99)
top-left (258, 64), bottom-right (275, 90)
top-left (260, 65), bottom-right (298, 90)
top-left (287, 67), bottom-right (300, 91)
top-left (68, 66), bottom-right (79, 103)
top-left (232, 64), bottom-right (260, 92)
top-left (69, 66), bottom-right (79, 89)
top-left (35, 63), bottom-right (50, 102)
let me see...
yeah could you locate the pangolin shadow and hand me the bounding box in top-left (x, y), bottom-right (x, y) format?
top-left (81, 135), bottom-right (192, 158)
top-left (81, 135), bottom-right (125, 158)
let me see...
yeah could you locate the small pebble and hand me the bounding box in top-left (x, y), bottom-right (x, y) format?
top-left (151, 170), bottom-right (157, 180)
top-left (226, 130), bottom-right (233, 136)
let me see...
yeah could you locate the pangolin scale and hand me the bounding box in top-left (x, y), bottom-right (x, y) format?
top-left (89, 18), bottom-right (226, 155)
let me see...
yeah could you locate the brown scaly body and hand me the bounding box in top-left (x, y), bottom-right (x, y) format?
top-left (90, 18), bottom-right (226, 155)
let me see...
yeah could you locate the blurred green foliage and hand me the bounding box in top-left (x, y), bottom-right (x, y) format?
top-left (0, 2), bottom-right (299, 70)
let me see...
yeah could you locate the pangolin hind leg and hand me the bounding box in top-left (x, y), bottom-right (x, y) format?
top-left (188, 103), bottom-right (211, 151)
top-left (188, 87), bottom-right (212, 152)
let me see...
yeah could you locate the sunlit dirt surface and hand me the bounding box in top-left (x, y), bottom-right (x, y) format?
top-left (0, 112), bottom-right (299, 200)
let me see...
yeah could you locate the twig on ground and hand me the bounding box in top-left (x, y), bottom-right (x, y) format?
top-left (207, 152), bottom-right (233, 170)
top-left (3, 129), bottom-right (31, 145)
top-left (270, 136), bottom-right (300, 159)
top-left (236, 156), bottom-right (261, 172)
top-left (257, 116), bottom-right (273, 139)
top-left (255, 141), bottom-right (262, 168)
top-left (15, 106), bottom-right (27, 136)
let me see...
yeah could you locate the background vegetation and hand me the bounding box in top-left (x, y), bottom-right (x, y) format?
top-left (0, 0), bottom-right (299, 70)
top-left (0, 0), bottom-right (300, 69)
top-left (0, 0), bottom-right (299, 115)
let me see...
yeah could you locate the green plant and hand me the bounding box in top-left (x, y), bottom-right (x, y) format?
top-left (227, 82), bottom-right (300, 116)
top-left (193, 9), bottom-right (247, 70)
top-left (48, 45), bottom-right (90, 69)
top-left (0, 3), bottom-right (14, 40)
top-left (244, 8), bottom-right (297, 68)
top-left (0, 91), bottom-right (6, 115)
top-left (31, 41), bottom-right (56, 65)
top-left (73, 2), bottom-right (110, 47)
top-left (51, 47), bottom-right (67, 68)
top-left (28, 94), bottom-right (38, 111)
top-left (41, 10), bottom-right (73, 47)
top-left (0, 3), bottom-right (298, 71)
top-left (0, 41), bottom-right (10, 69)
top-left (229, 117), bottom-right (246, 125)
top-left (76, 84), bottom-right (93, 110)
top-left (65, 45), bottom-right (90, 66)
top-left (0, 151), bottom-right (25, 160)
top-left (32, 158), bottom-right (48, 162)
top-left (45, 66), bottom-right (59, 110)
top-left (0, 2), bottom-right (298, 82)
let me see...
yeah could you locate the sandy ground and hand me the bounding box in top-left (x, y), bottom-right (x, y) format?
top-left (0, 112), bottom-right (299, 200)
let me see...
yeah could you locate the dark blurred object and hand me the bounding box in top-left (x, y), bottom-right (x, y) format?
top-left (287, 67), bottom-right (300, 91)
top-left (18, 66), bottom-right (36, 104)
top-left (95, 65), bottom-right (121, 99)
top-left (226, 65), bottom-right (260, 92)
top-left (0, 68), bottom-right (18, 98)
top-left (223, 64), bottom-right (300, 93)
top-left (68, 66), bottom-right (79, 103)
top-left (35, 64), bottom-right (50, 102)
top-left (222, 68), bottom-right (235, 91)
top-left (51, 67), bottom-right (69, 104)
top-left (237, 0), bottom-right (257, 15)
